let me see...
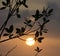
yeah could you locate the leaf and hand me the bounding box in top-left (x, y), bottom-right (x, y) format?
top-left (32, 10), bottom-right (42, 21)
top-left (37, 47), bottom-right (39, 50)
top-left (16, 28), bottom-right (20, 33)
top-left (45, 20), bottom-right (50, 24)
top-left (43, 17), bottom-right (46, 22)
top-left (17, 14), bottom-right (20, 18)
top-left (2, 1), bottom-right (7, 6)
top-left (5, 25), bottom-right (13, 33)
top-left (22, 0), bottom-right (28, 8)
top-left (25, 19), bottom-right (31, 23)
top-left (0, 7), bottom-right (6, 10)
top-left (16, 8), bottom-right (19, 13)
top-left (35, 31), bottom-right (39, 37)
top-left (21, 27), bottom-right (25, 33)
top-left (48, 9), bottom-right (53, 14)
top-left (42, 7), bottom-right (46, 14)
top-left (35, 47), bottom-right (42, 53)
top-left (3, 33), bottom-right (9, 36)
top-left (36, 10), bottom-right (40, 15)
top-left (23, 4), bottom-right (28, 8)
top-left (27, 20), bottom-right (31, 23)
top-left (43, 29), bottom-right (48, 33)
top-left (35, 46), bottom-right (39, 52)
top-left (9, 25), bottom-right (13, 33)
top-left (6, 0), bottom-right (10, 4)
top-left (28, 24), bottom-right (33, 27)
top-left (23, 0), bottom-right (26, 3)
top-left (32, 15), bottom-right (35, 18)
top-left (38, 37), bottom-right (44, 43)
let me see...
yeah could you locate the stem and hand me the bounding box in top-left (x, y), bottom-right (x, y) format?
top-left (0, 3), bottom-right (21, 38)
top-left (0, 35), bottom-right (19, 43)
top-left (5, 45), bottom-right (17, 56)
top-left (0, 34), bottom-right (35, 43)
top-left (35, 52), bottom-right (38, 56)
top-left (26, 27), bottom-right (40, 34)
top-left (25, 21), bottom-right (35, 33)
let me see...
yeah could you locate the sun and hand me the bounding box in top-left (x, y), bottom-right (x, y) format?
top-left (26, 38), bottom-right (35, 46)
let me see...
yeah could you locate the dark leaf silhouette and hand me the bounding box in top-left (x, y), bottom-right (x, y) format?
top-left (43, 29), bottom-right (48, 33)
top-left (35, 31), bottom-right (39, 37)
top-left (5, 25), bottom-right (13, 33)
top-left (23, 0), bottom-right (26, 3)
top-left (16, 28), bottom-right (20, 33)
top-left (32, 10), bottom-right (43, 21)
top-left (16, 8), bottom-right (20, 18)
top-left (24, 18), bottom-right (32, 27)
top-left (23, 4), bottom-right (28, 8)
top-left (17, 14), bottom-right (21, 18)
top-left (38, 37), bottom-right (44, 43)
top-left (21, 27), bottom-right (25, 33)
top-left (0, 7), bottom-right (6, 10)
top-left (27, 20), bottom-right (31, 23)
top-left (22, 0), bottom-right (28, 8)
top-left (43, 17), bottom-right (46, 22)
top-left (16, 27), bottom-right (25, 34)
top-left (16, 8), bottom-right (19, 13)
top-left (35, 47), bottom-right (42, 52)
top-left (48, 9), bottom-right (53, 14)
top-left (2, 1), bottom-right (7, 6)
top-left (42, 7), bottom-right (46, 14)
top-left (25, 19), bottom-right (31, 23)
top-left (28, 24), bottom-right (33, 27)
top-left (3, 33), bottom-right (9, 36)
top-left (45, 20), bottom-right (50, 23)
top-left (6, 0), bottom-right (10, 5)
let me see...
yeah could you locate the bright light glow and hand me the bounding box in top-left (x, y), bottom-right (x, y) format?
top-left (26, 38), bottom-right (35, 46)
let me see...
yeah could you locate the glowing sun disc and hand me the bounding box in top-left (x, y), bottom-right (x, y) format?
top-left (26, 38), bottom-right (35, 46)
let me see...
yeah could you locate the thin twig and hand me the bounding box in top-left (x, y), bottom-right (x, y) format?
top-left (0, 34), bottom-right (35, 43)
top-left (0, 1), bottom-right (21, 38)
top-left (35, 52), bottom-right (38, 56)
top-left (5, 45), bottom-right (17, 56)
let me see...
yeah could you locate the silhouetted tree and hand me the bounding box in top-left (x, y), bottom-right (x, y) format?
top-left (0, 0), bottom-right (53, 56)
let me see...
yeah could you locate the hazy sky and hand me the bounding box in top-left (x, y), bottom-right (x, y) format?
top-left (0, 0), bottom-right (60, 56)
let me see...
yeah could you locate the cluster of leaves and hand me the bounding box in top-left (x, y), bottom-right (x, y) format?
top-left (24, 19), bottom-right (33, 27)
top-left (35, 47), bottom-right (42, 53)
top-left (0, 0), bottom-right (53, 56)
top-left (32, 8), bottom-right (53, 43)
top-left (0, 0), bottom-right (11, 10)
top-left (0, 0), bottom-right (28, 38)
top-left (3, 25), bottom-right (13, 39)
top-left (2, 7), bottom-right (53, 43)
top-left (3, 25), bottom-right (26, 39)
top-left (0, 0), bottom-right (28, 18)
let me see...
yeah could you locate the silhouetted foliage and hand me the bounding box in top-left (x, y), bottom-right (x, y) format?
top-left (24, 19), bottom-right (32, 27)
top-left (20, 0), bottom-right (28, 8)
top-left (16, 27), bottom-right (25, 36)
top-left (38, 37), bottom-right (44, 43)
top-left (35, 47), bottom-right (42, 56)
top-left (5, 25), bottom-right (13, 33)
top-left (32, 10), bottom-right (43, 21)
top-left (35, 31), bottom-right (39, 37)
top-left (0, 0), bottom-right (53, 56)
top-left (35, 47), bottom-right (42, 52)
